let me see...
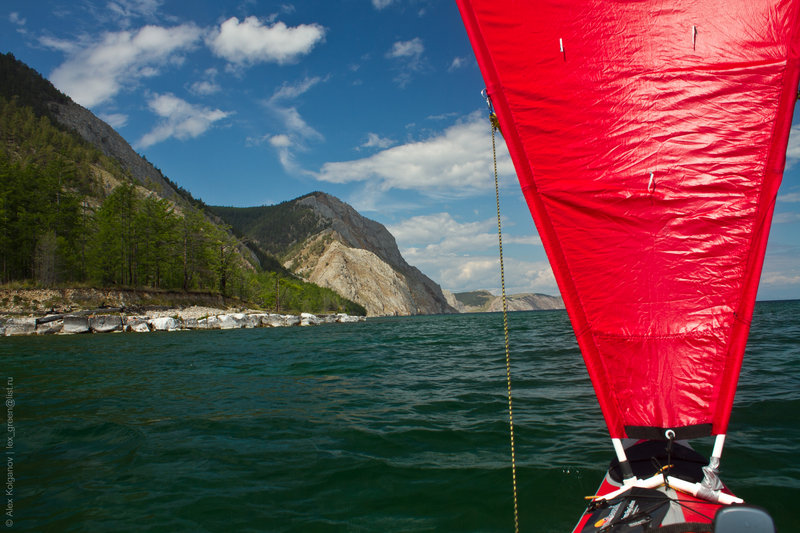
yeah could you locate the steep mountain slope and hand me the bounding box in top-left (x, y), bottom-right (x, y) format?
top-left (211, 192), bottom-right (457, 316)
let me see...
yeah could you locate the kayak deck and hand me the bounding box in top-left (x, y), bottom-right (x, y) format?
top-left (573, 440), bottom-right (731, 532)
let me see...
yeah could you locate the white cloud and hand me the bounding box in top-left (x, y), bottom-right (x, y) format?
top-left (390, 213), bottom-right (497, 251)
top-left (260, 77), bottom-right (326, 173)
top-left (99, 112), bottom-right (128, 128)
top-left (316, 112), bottom-right (515, 198)
top-left (107, 0), bottom-right (162, 23)
top-left (777, 191), bottom-right (800, 203)
top-left (386, 37), bottom-right (425, 87)
top-left (268, 134), bottom-right (302, 173)
top-left (448, 56), bottom-right (469, 71)
top-left (9, 12), bottom-right (26, 26)
top-left (388, 38), bottom-right (424, 60)
top-left (773, 212), bottom-right (800, 224)
top-left (273, 106), bottom-right (323, 142)
top-left (358, 132), bottom-right (395, 150)
top-left (189, 68), bottom-right (221, 95)
top-left (400, 246), bottom-right (555, 294)
top-left (270, 76), bottom-right (323, 102)
top-left (786, 125), bottom-right (800, 168)
top-left (390, 212), bottom-right (541, 255)
top-left (48, 24), bottom-right (201, 108)
top-left (137, 93), bottom-right (231, 148)
top-left (207, 16), bottom-right (325, 66)
top-left (190, 80), bottom-right (221, 95)
top-left (372, 0), bottom-right (394, 9)
top-left (386, 212), bottom-right (549, 293)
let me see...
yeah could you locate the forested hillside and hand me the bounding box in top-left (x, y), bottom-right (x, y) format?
top-left (0, 52), bottom-right (365, 316)
top-left (209, 198), bottom-right (331, 257)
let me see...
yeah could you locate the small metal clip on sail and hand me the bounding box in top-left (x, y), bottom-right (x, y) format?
top-left (560, 38), bottom-right (566, 61)
top-left (648, 172), bottom-right (655, 192)
top-left (482, 88), bottom-right (501, 131)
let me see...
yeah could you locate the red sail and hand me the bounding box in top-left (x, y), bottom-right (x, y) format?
top-left (457, 0), bottom-right (800, 439)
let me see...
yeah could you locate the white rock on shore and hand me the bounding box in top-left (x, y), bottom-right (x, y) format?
top-left (2, 308), bottom-right (365, 337)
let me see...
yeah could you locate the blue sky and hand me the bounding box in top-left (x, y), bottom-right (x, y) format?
top-left (2, 0), bottom-right (799, 300)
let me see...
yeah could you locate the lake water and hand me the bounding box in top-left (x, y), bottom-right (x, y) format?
top-left (2, 301), bottom-right (798, 531)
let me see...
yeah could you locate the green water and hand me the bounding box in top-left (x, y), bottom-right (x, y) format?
top-left (1, 301), bottom-right (798, 532)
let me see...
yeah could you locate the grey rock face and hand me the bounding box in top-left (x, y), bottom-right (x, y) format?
top-left (4, 318), bottom-right (36, 336)
top-left (63, 315), bottom-right (90, 334)
top-left (89, 315), bottom-right (122, 333)
top-left (49, 101), bottom-right (179, 200)
top-left (287, 192), bottom-right (456, 317)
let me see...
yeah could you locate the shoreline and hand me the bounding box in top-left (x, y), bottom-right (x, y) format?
top-left (0, 305), bottom-right (365, 337)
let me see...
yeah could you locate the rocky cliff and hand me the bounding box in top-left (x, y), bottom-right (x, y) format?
top-left (281, 193), bottom-right (456, 317)
top-left (48, 99), bottom-right (182, 201)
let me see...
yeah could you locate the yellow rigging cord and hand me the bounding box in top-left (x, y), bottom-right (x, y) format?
top-left (486, 90), bottom-right (519, 533)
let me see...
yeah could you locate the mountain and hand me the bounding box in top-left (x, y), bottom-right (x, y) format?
top-left (211, 193), bottom-right (457, 317)
top-left (0, 52), bottom-right (365, 315)
top-left (443, 289), bottom-right (564, 313)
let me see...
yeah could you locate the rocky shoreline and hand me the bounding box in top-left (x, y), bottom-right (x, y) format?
top-left (0, 305), bottom-right (365, 337)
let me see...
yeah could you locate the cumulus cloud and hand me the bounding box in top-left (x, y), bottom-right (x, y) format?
top-left (372, 0), bottom-right (394, 9)
top-left (137, 93), bottom-right (231, 148)
top-left (390, 213), bottom-right (541, 254)
top-left (207, 16), bottom-right (325, 66)
top-left (48, 24), bottom-right (201, 107)
top-left (316, 112), bottom-right (514, 198)
top-left (386, 212), bottom-right (550, 294)
top-left (399, 244), bottom-right (555, 295)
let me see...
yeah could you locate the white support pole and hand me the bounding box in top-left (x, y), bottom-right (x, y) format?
top-left (711, 434), bottom-right (726, 461)
top-left (612, 438), bottom-right (636, 484)
top-left (595, 473), bottom-right (744, 505)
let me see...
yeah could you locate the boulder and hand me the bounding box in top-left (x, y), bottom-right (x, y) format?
top-left (261, 314), bottom-right (285, 327)
top-left (124, 316), bottom-right (150, 332)
top-left (249, 313), bottom-right (269, 327)
top-left (217, 314), bottom-right (240, 329)
top-left (300, 312), bottom-right (319, 326)
top-left (4, 317), bottom-right (36, 336)
top-left (242, 314), bottom-right (260, 328)
top-left (36, 319), bottom-right (63, 335)
top-left (90, 314), bottom-right (122, 333)
top-left (63, 315), bottom-right (90, 334)
top-left (336, 313), bottom-right (363, 323)
top-left (199, 316), bottom-right (221, 329)
top-left (183, 317), bottom-right (202, 329)
top-left (148, 316), bottom-right (180, 331)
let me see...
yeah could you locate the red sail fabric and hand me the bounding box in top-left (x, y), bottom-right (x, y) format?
top-left (457, 0), bottom-right (800, 438)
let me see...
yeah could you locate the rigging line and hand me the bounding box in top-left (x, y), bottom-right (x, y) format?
top-left (486, 89), bottom-right (519, 533)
